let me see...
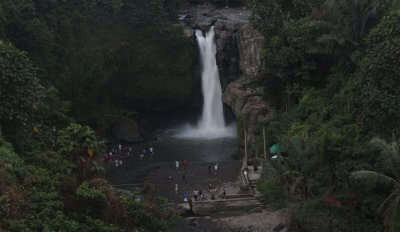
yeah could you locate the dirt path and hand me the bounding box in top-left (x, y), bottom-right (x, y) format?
top-left (220, 209), bottom-right (291, 232)
top-left (175, 208), bottom-right (291, 232)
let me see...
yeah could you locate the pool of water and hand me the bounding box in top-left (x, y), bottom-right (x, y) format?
top-left (106, 124), bottom-right (238, 186)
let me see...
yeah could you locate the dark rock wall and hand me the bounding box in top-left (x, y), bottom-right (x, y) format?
top-left (214, 22), bottom-right (240, 90)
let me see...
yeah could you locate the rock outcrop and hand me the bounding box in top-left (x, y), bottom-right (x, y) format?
top-left (223, 78), bottom-right (274, 152)
top-left (238, 24), bottom-right (265, 78)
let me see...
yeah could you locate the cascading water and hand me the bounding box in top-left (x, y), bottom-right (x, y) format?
top-left (197, 27), bottom-right (225, 130)
top-left (176, 26), bottom-right (236, 139)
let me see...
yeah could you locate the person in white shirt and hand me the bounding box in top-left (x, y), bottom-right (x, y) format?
top-left (214, 163), bottom-right (218, 175)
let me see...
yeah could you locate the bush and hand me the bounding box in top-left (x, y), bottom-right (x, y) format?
top-left (292, 200), bottom-right (383, 232)
top-left (257, 177), bottom-right (287, 209)
top-left (76, 181), bottom-right (107, 216)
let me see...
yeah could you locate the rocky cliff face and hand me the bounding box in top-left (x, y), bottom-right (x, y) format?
top-left (214, 22), bottom-right (240, 89)
top-left (221, 19), bottom-right (274, 158)
top-left (180, 5), bottom-right (250, 89)
top-left (223, 21), bottom-right (273, 158)
top-left (238, 24), bottom-right (265, 78)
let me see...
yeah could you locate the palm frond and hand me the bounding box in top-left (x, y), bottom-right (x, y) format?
top-left (370, 137), bottom-right (400, 180)
top-left (349, 170), bottom-right (397, 193)
top-left (377, 186), bottom-right (400, 232)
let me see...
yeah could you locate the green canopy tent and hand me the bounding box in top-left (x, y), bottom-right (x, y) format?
top-left (269, 144), bottom-right (280, 154)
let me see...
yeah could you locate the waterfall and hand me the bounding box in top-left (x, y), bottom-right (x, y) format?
top-left (176, 26), bottom-right (235, 139)
top-left (197, 27), bottom-right (225, 130)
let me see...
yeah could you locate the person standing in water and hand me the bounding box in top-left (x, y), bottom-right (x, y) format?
top-left (149, 147), bottom-right (154, 159)
top-left (214, 163), bottom-right (219, 175)
top-left (182, 173), bottom-right (187, 184)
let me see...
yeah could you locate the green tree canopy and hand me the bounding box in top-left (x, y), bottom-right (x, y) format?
top-left (0, 41), bottom-right (44, 126)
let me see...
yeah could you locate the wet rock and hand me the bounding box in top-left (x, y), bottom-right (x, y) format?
top-left (111, 118), bottom-right (142, 142)
top-left (190, 218), bottom-right (200, 227)
top-left (180, 5), bottom-right (251, 89)
top-left (214, 22), bottom-right (240, 89)
top-left (184, 26), bottom-right (194, 38)
top-left (248, 206), bottom-right (263, 213)
top-left (273, 224), bottom-right (286, 232)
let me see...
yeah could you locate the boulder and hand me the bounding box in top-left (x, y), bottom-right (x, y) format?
top-left (111, 118), bottom-right (142, 143)
top-left (183, 26), bottom-right (194, 38)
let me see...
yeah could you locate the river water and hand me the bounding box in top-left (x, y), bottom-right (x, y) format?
top-left (106, 125), bottom-right (238, 187)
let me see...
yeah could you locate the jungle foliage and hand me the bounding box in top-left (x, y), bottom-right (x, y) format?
top-left (249, 0), bottom-right (400, 231)
top-left (0, 0), bottom-right (185, 231)
top-left (0, 0), bottom-right (195, 125)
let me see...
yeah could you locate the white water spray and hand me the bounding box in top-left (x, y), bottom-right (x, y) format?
top-left (176, 26), bottom-right (235, 139)
top-left (197, 27), bottom-right (225, 129)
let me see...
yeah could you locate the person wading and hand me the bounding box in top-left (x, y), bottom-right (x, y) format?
top-left (182, 173), bottom-right (187, 184)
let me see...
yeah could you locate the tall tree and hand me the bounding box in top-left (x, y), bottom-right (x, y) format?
top-left (0, 41), bottom-right (44, 138)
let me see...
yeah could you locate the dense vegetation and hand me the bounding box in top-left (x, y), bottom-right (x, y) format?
top-left (1, 0), bottom-right (195, 126)
top-left (0, 0), bottom-right (191, 231)
top-left (249, 0), bottom-right (400, 231)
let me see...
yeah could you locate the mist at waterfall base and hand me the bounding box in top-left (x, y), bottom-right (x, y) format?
top-left (175, 27), bottom-right (236, 140)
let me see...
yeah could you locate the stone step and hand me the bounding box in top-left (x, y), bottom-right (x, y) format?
top-left (193, 197), bottom-right (257, 204)
top-left (225, 193), bottom-right (254, 199)
top-left (191, 199), bottom-right (263, 216)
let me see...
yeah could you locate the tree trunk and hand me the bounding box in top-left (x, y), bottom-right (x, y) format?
top-left (263, 127), bottom-right (267, 159)
top-left (244, 126), bottom-right (247, 161)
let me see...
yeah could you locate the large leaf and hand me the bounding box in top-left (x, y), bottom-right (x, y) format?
top-left (377, 186), bottom-right (400, 232)
top-left (350, 170), bottom-right (397, 193)
top-left (370, 137), bottom-right (400, 180)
